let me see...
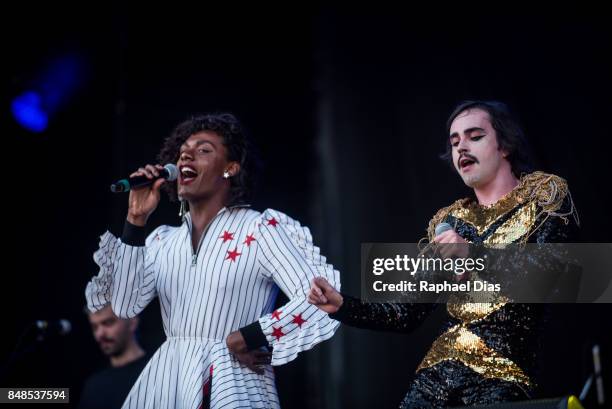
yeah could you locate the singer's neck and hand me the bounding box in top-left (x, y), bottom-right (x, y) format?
top-left (187, 193), bottom-right (229, 245)
top-left (473, 171), bottom-right (519, 207)
top-left (111, 340), bottom-right (144, 368)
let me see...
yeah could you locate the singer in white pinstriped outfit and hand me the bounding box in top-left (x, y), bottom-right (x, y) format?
top-left (85, 113), bottom-right (340, 408)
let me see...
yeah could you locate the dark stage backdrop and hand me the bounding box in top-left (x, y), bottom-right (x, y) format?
top-left (2, 9), bottom-right (610, 409)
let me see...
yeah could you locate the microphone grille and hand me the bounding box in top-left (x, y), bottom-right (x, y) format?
top-left (164, 164), bottom-right (179, 182)
top-left (435, 222), bottom-right (453, 236)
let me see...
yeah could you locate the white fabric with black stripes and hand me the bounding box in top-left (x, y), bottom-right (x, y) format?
top-left (85, 207), bottom-right (340, 409)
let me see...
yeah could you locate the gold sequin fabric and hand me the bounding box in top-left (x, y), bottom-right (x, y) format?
top-left (332, 172), bottom-right (578, 406)
top-left (417, 325), bottom-right (532, 385)
top-left (426, 171), bottom-right (577, 243)
top-left (416, 171), bottom-right (578, 387)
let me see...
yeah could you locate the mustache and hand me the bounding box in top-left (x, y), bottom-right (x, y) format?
top-left (458, 153), bottom-right (479, 168)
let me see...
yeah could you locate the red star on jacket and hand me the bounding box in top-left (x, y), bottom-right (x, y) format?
top-left (243, 234), bottom-right (256, 247)
top-left (271, 326), bottom-right (285, 341)
top-left (225, 248), bottom-right (241, 262)
top-left (271, 310), bottom-right (282, 320)
top-left (292, 313), bottom-right (307, 328)
top-left (219, 230), bottom-right (234, 243)
top-left (266, 217), bottom-right (279, 227)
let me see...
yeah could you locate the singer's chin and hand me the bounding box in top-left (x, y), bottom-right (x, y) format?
top-left (461, 173), bottom-right (482, 188)
top-left (177, 187), bottom-right (196, 201)
top-left (177, 184), bottom-right (189, 195)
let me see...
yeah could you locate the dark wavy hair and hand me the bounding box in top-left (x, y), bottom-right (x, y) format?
top-left (157, 113), bottom-right (260, 205)
top-left (441, 100), bottom-right (534, 177)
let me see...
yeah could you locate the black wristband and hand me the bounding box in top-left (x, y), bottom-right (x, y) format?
top-left (239, 321), bottom-right (269, 351)
top-left (121, 220), bottom-right (146, 246)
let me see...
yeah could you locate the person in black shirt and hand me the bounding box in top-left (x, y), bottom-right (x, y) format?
top-left (79, 304), bottom-right (148, 409)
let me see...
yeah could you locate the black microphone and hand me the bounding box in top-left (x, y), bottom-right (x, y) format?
top-left (35, 319), bottom-right (72, 336)
top-left (110, 164), bottom-right (178, 193)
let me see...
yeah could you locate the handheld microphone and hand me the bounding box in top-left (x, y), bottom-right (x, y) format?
top-left (110, 164), bottom-right (178, 193)
top-left (434, 222), bottom-right (453, 237)
top-left (419, 222), bottom-right (455, 256)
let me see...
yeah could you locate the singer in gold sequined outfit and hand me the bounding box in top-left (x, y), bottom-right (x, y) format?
top-left (308, 101), bottom-right (579, 408)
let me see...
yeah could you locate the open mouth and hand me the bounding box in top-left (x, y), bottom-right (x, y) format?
top-left (459, 156), bottom-right (477, 171)
top-left (179, 166), bottom-right (198, 185)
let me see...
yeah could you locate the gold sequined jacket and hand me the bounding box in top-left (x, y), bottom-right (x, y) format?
top-left (330, 171), bottom-right (579, 388)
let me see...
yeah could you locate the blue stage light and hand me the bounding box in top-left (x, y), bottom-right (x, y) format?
top-left (11, 91), bottom-right (49, 133)
top-left (11, 54), bottom-right (88, 133)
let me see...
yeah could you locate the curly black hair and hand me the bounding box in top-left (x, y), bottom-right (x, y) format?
top-left (157, 113), bottom-right (260, 205)
top-left (441, 100), bottom-right (534, 178)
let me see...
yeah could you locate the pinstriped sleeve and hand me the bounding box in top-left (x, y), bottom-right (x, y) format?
top-left (255, 209), bottom-right (341, 366)
top-left (85, 223), bottom-right (169, 319)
